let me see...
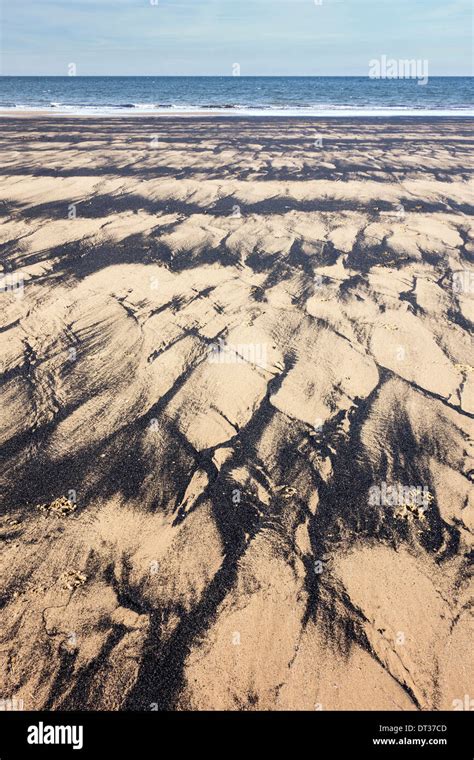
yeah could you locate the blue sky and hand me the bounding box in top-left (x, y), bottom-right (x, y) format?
top-left (1, 0), bottom-right (472, 76)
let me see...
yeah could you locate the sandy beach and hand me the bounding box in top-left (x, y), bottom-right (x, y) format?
top-left (0, 115), bottom-right (472, 711)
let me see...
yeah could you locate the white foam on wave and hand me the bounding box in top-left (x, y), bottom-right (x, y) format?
top-left (3, 103), bottom-right (474, 117)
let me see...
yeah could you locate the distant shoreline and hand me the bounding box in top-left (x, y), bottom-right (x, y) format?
top-left (1, 109), bottom-right (473, 118)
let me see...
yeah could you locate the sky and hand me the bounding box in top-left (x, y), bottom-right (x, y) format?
top-left (1, 0), bottom-right (472, 76)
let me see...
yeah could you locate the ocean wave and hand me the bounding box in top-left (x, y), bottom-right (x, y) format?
top-left (2, 102), bottom-right (474, 117)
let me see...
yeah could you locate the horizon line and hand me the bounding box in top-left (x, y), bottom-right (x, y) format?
top-left (1, 74), bottom-right (473, 78)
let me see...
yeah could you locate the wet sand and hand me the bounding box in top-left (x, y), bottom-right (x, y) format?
top-left (0, 116), bottom-right (472, 711)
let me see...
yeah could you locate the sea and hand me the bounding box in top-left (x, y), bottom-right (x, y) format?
top-left (0, 76), bottom-right (472, 116)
